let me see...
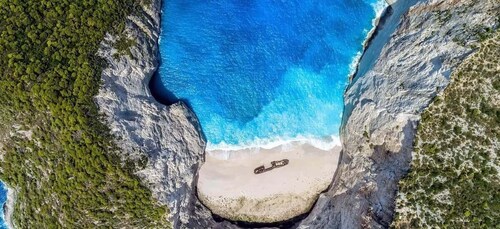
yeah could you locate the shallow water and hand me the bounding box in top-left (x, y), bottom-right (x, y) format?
top-left (156, 0), bottom-right (385, 149)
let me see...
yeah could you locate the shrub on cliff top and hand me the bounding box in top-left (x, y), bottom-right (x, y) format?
top-left (393, 32), bottom-right (499, 228)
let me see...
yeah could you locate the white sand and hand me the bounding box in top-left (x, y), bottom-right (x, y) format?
top-left (197, 141), bottom-right (341, 223)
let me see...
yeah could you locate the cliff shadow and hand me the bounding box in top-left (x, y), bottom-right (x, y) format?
top-left (149, 70), bottom-right (179, 106)
top-left (349, 0), bottom-right (422, 87)
top-left (148, 62), bottom-right (202, 116)
top-left (211, 208), bottom-right (308, 229)
top-left (148, 66), bottom-right (208, 142)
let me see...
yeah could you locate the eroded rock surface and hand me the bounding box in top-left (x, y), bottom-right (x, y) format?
top-left (95, 1), bottom-right (222, 228)
top-left (299, 0), bottom-right (498, 228)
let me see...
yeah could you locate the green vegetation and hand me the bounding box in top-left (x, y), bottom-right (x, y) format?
top-left (436, 9), bottom-right (452, 25)
top-left (114, 36), bottom-right (137, 59)
top-left (393, 32), bottom-right (499, 228)
top-left (0, 0), bottom-right (169, 228)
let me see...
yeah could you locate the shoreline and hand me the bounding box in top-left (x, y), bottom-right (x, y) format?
top-left (349, 0), bottom-right (390, 81)
top-left (151, 0), bottom-right (391, 158)
top-left (206, 135), bottom-right (341, 157)
top-left (364, 1), bottom-right (390, 50)
top-left (348, 0), bottom-right (422, 86)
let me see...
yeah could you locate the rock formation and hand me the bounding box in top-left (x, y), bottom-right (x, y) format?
top-left (95, 1), bottom-right (222, 228)
top-left (299, 0), bottom-right (498, 228)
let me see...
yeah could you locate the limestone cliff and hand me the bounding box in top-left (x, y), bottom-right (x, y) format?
top-left (299, 0), bottom-right (498, 228)
top-left (95, 1), bottom-right (221, 228)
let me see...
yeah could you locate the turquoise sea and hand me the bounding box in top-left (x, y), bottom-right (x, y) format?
top-left (153, 0), bottom-right (386, 149)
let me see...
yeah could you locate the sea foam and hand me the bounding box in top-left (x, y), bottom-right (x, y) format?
top-left (207, 135), bottom-right (341, 151)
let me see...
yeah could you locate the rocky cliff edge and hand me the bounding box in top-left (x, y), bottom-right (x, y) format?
top-left (299, 0), bottom-right (498, 228)
top-left (94, 1), bottom-right (223, 228)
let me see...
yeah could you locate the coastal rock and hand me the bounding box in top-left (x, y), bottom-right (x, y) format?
top-left (299, 0), bottom-right (498, 228)
top-left (94, 1), bottom-right (223, 228)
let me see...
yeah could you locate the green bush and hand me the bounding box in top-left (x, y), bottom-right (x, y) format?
top-left (0, 0), bottom-right (170, 228)
top-left (393, 32), bottom-right (499, 228)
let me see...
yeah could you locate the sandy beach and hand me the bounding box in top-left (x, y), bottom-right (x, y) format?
top-left (197, 141), bottom-right (341, 222)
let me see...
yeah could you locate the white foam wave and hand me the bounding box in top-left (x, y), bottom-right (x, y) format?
top-left (158, 9), bottom-right (164, 43)
top-left (348, 0), bottom-right (388, 79)
top-left (348, 51), bottom-right (363, 78)
top-left (366, 0), bottom-right (389, 43)
top-left (372, 0), bottom-right (388, 18)
top-left (206, 135), bottom-right (341, 152)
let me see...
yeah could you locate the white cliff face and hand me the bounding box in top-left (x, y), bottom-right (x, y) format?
top-left (385, 0), bottom-right (398, 5)
top-left (299, 0), bottom-right (498, 228)
top-left (94, 1), bottom-right (224, 228)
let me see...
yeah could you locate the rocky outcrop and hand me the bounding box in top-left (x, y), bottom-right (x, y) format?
top-left (299, 0), bottom-right (498, 228)
top-left (94, 1), bottom-right (222, 228)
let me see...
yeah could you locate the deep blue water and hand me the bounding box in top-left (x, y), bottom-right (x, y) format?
top-left (0, 182), bottom-right (7, 229)
top-left (156, 0), bottom-right (385, 148)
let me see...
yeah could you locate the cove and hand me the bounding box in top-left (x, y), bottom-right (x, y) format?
top-left (154, 0), bottom-right (386, 149)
